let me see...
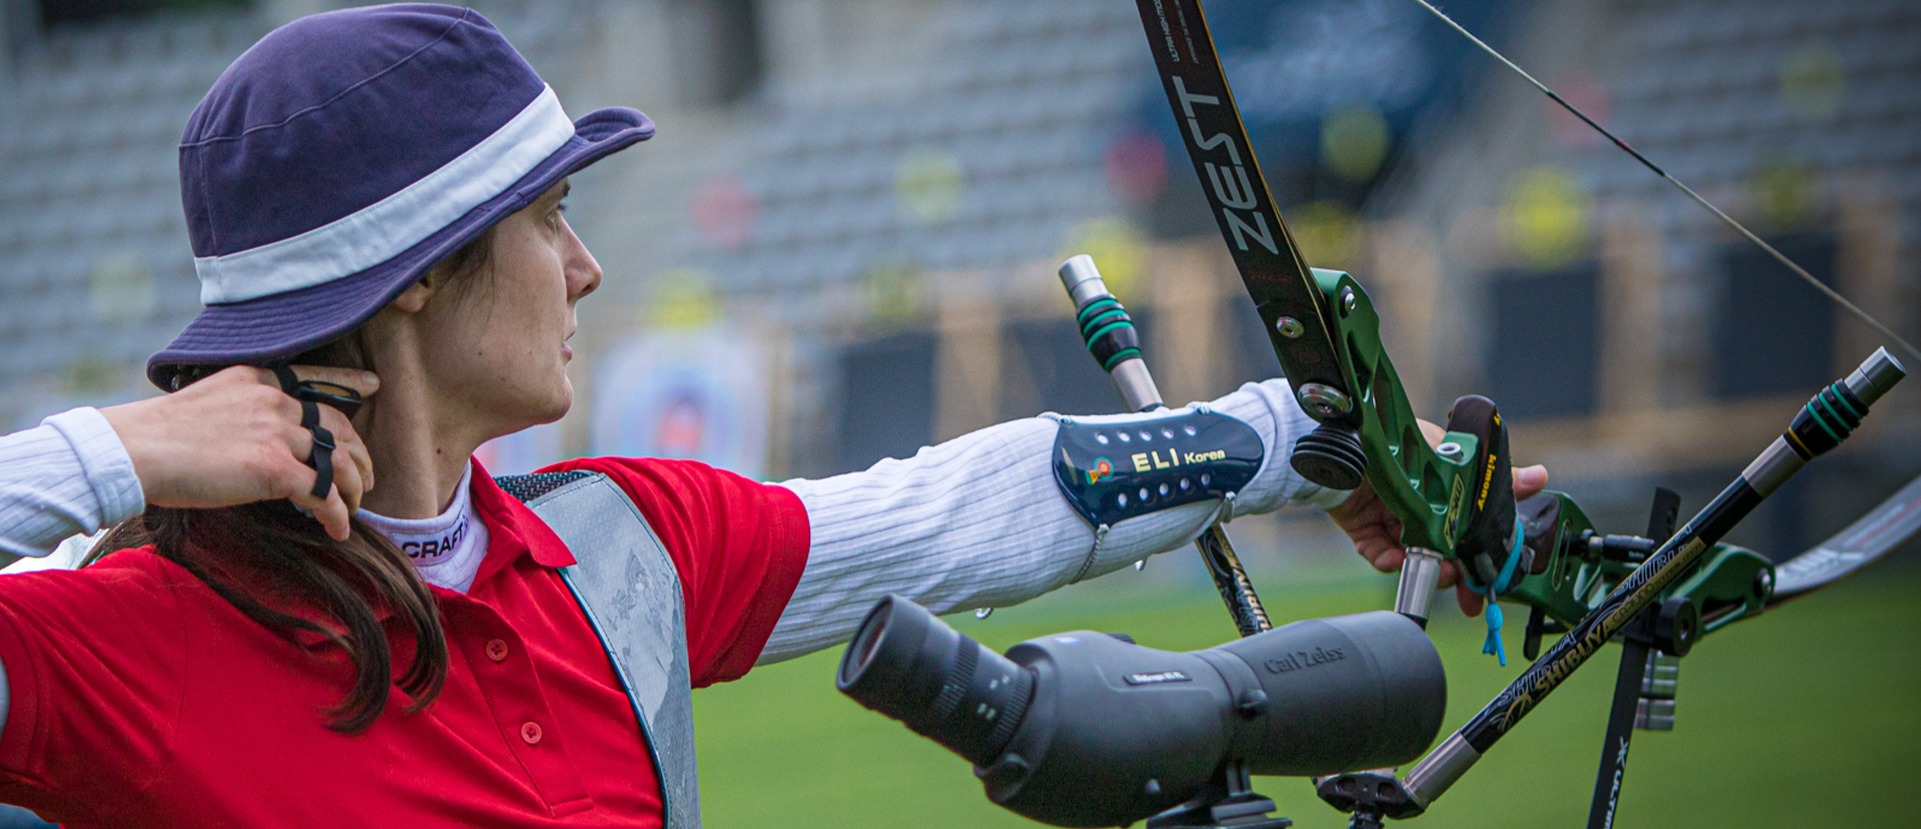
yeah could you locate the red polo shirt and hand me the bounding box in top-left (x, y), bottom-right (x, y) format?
top-left (0, 456), bottom-right (809, 827)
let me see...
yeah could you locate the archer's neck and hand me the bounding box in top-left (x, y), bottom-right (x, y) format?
top-left (353, 388), bottom-right (487, 520)
top-left (351, 329), bottom-right (500, 520)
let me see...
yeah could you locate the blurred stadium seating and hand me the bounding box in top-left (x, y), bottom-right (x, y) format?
top-left (0, 0), bottom-right (1916, 539)
top-left (0, 2), bottom-right (1918, 827)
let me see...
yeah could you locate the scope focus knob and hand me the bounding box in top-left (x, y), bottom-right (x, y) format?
top-left (1292, 423), bottom-right (1367, 491)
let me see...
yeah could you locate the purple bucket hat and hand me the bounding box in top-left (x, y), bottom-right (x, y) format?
top-left (149, 3), bottom-right (654, 389)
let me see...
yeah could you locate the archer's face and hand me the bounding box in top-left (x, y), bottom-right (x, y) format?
top-left (413, 180), bottom-right (601, 437)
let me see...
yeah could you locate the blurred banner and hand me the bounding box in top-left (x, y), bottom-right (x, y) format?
top-left (590, 325), bottom-right (772, 479)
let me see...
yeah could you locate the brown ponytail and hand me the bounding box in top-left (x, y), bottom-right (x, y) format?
top-left (88, 505), bottom-right (447, 733)
top-left (88, 226), bottom-right (498, 733)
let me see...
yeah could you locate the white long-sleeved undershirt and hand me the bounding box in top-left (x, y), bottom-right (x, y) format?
top-left (0, 380), bottom-right (1347, 726)
top-left (0, 408), bottom-right (145, 564)
top-left (760, 378), bottom-right (1343, 662)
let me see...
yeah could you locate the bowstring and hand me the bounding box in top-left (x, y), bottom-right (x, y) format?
top-left (1411, 0), bottom-right (1921, 368)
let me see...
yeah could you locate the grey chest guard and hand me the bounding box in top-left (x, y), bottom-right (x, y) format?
top-left (1052, 408), bottom-right (1264, 528)
top-left (497, 471), bottom-right (701, 829)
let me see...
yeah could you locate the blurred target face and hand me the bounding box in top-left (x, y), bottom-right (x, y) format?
top-left (401, 179), bottom-right (601, 438)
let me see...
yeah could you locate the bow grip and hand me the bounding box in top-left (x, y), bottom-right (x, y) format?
top-left (1443, 395), bottom-right (1519, 588)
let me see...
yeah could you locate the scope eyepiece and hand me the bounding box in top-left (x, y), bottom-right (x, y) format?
top-left (837, 596), bottom-right (1036, 768)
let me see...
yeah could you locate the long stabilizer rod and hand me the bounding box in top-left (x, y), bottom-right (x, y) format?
top-left (1398, 348), bottom-right (1905, 811)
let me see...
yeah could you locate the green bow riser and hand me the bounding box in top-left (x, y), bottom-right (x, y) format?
top-left (1298, 267), bottom-right (1775, 636)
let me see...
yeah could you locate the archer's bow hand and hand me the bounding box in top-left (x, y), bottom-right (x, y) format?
top-left (1327, 418), bottom-right (1549, 616)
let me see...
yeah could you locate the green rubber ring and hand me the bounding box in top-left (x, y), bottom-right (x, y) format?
top-left (1804, 401), bottom-right (1844, 444)
top-left (1077, 298), bottom-right (1120, 324)
top-left (1102, 347), bottom-right (1141, 371)
top-left (1084, 321), bottom-right (1134, 350)
top-left (1815, 390), bottom-right (1852, 436)
top-left (1080, 309), bottom-right (1129, 338)
top-left (1830, 382), bottom-right (1864, 419)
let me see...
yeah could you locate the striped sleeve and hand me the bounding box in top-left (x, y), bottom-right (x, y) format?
top-left (0, 408), bottom-right (144, 561)
top-left (760, 378), bottom-right (1341, 662)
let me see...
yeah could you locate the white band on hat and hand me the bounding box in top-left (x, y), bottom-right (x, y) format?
top-left (194, 85), bottom-right (576, 304)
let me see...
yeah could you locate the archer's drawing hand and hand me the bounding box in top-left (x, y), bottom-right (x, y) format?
top-left (99, 366), bottom-right (379, 541)
top-left (1326, 419), bottom-right (1550, 617)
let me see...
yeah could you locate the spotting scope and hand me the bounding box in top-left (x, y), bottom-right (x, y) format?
top-left (838, 596), bottom-right (1447, 827)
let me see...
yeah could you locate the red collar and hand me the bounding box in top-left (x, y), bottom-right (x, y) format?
top-left (465, 457), bottom-right (579, 580)
top-left (260, 458), bottom-right (579, 648)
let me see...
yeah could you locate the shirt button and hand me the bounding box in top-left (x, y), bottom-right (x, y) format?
top-left (485, 639), bottom-right (509, 662)
top-left (520, 721), bottom-right (543, 745)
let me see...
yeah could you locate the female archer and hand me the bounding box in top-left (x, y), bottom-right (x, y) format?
top-left (0, 5), bottom-right (1538, 826)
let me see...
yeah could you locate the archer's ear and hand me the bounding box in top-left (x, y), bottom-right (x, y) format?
top-left (388, 278), bottom-right (436, 314)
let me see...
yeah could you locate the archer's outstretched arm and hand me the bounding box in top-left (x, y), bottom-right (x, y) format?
top-left (758, 377), bottom-right (1346, 663)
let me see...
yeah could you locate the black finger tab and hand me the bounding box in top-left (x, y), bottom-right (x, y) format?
top-left (271, 363), bottom-right (346, 503)
top-left (297, 397), bottom-right (333, 499)
top-left (271, 363), bottom-right (301, 395)
top-left (270, 362), bottom-right (364, 418)
top-left (296, 381), bottom-right (363, 419)
top-left (308, 422), bottom-right (336, 500)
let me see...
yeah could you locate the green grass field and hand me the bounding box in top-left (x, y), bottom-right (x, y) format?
top-left (693, 555), bottom-right (1921, 828)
